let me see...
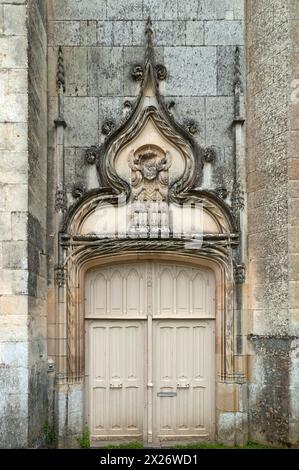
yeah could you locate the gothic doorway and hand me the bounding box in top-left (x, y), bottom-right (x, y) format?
top-left (85, 260), bottom-right (215, 445)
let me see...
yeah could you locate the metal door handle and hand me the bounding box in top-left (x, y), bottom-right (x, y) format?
top-left (177, 383), bottom-right (190, 389)
top-left (109, 383), bottom-right (123, 388)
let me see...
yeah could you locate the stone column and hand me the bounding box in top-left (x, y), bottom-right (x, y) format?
top-left (246, 0), bottom-right (299, 445)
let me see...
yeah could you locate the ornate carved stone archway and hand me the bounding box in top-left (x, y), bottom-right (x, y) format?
top-left (54, 18), bottom-right (245, 445)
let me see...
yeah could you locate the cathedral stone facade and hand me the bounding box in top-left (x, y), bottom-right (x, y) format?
top-left (0, 0), bottom-right (299, 448)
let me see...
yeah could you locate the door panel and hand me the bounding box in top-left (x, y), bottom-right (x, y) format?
top-left (154, 320), bottom-right (214, 441)
top-left (89, 321), bottom-right (145, 439)
top-left (86, 261), bottom-right (215, 443)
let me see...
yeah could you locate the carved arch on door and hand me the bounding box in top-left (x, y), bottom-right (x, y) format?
top-left (58, 246), bottom-right (238, 385)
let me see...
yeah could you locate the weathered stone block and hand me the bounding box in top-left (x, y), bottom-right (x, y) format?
top-left (64, 97), bottom-right (98, 147)
top-left (0, 342), bottom-right (27, 367)
top-left (198, 0), bottom-right (218, 20)
top-left (133, 20), bottom-right (186, 46)
top-left (4, 184), bottom-right (28, 211)
top-left (80, 20), bottom-right (97, 45)
top-left (217, 45), bottom-right (245, 96)
top-left (0, 269), bottom-right (28, 296)
top-left (8, 69), bottom-right (28, 94)
top-left (166, 96), bottom-right (206, 147)
top-left (143, 0), bottom-right (178, 20)
top-left (186, 21), bottom-right (204, 46)
top-left (53, 0), bottom-right (106, 21)
top-left (88, 47), bottom-right (123, 96)
top-left (63, 46), bottom-right (88, 96)
top-left (178, 0), bottom-right (198, 20)
top-left (0, 212), bottom-right (11, 241)
top-left (0, 294), bottom-right (28, 315)
top-left (164, 47), bottom-right (217, 96)
top-left (218, 0), bottom-right (244, 20)
top-left (113, 21), bottom-right (133, 46)
top-left (0, 93), bottom-right (28, 123)
top-left (123, 46), bottom-right (163, 96)
top-left (3, 4), bottom-right (26, 36)
top-left (0, 36), bottom-right (27, 68)
top-left (206, 97), bottom-right (234, 147)
top-left (107, 0), bottom-right (143, 20)
top-left (205, 20), bottom-right (244, 45)
top-left (97, 21), bottom-right (113, 46)
top-left (2, 241), bottom-right (27, 270)
top-left (51, 21), bottom-right (80, 46)
top-left (0, 152), bottom-right (27, 184)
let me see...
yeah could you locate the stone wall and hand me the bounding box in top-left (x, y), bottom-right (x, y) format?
top-left (0, 0), bottom-right (47, 448)
top-left (47, 0), bottom-right (244, 204)
top-left (246, 0), bottom-right (299, 445)
top-left (27, 0), bottom-right (48, 446)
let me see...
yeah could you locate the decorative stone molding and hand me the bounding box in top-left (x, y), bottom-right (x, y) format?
top-left (123, 100), bottom-right (133, 115)
top-left (101, 119), bottom-right (115, 135)
top-left (155, 64), bottom-right (167, 81)
top-left (234, 263), bottom-right (246, 284)
top-left (231, 180), bottom-right (245, 213)
top-left (55, 265), bottom-right (65, 287)
top-left (85, 146), bottom-right (98, 165)
top-left (55, 185), bottom-right (67, 212)
top-left (56, 19), bottom-right (240, 388)
top-left (131, 64), bottom-right (144, 82)
top-left (167, 101), bottom-right (175, 113)
top-left (72, 183), bottom-right (86, 199)
top-left (203, 147), bottom-right (217, 164)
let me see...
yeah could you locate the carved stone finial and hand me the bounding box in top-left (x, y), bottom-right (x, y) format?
top-left (155, 64), bottom-right (167, 81)
top-left (234, 263), bottom-right (246, 284)
top-left (101, 119), bottom-right (115, 135)
top-left (185, 120), bottom-right (199, 135)
top-left (144, 16), bottom-right (155, 68)
top-left (72, 182), bottom-right (86, 199)
top-left (234, 46), bottom-right (242, 91)
top-left (131, 64), bottom-right (144, 82)
top-left (56, 46), bottom-right (65, 93)
top-left (85, 146), bottom-right (98, 165)
top-left (203, 147), bottom-right (217, 163)
top-left (234, 46), bottom-right (243, 119)
top-left (145, 16), bottom-right (153, 46)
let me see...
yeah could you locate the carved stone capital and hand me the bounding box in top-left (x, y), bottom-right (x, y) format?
top-left (55, 186), bottom-right (67, 212)
top-left (55, 265), bottom-right (65, 287)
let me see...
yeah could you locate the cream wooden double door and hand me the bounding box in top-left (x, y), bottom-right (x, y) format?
top-left (85, 262), bottom-right (215, 444)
